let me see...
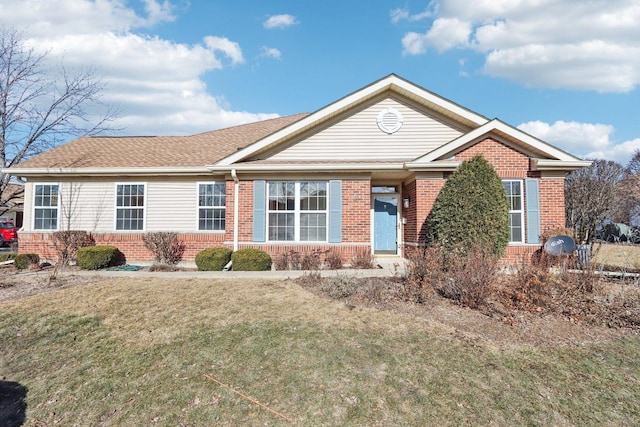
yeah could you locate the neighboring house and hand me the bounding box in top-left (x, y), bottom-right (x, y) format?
top-left (0, 183), bottom-right (24, 228)
top-left (2, 74), bottom-right (590, 265)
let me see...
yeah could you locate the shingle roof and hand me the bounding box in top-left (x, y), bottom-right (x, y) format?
top-left (14, 113), bottom-right (308, 169)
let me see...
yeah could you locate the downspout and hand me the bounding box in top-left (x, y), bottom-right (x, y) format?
top-left (231, 169), bottom-right (239, 252)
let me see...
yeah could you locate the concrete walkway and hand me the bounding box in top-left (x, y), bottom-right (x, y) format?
top-left (64, 256), bottom-right (406, 280)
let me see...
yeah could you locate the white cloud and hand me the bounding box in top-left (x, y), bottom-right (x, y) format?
top-left (260, 47), bottom-right (282, 60)
top-left (518, 120), bottom-right (640, 164)
top-left (0, 0), bottom-right (277, 136)
top-left (204, 36), bottom-right (245, 65)
top-left (399, 0), bottom-right (640, 92)
top-left (263, 14), bottom-right (298, 29)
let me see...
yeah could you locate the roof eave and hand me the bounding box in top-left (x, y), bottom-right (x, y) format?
top-left (531, 159), bottom-right (593, 171)
top-left (209, 163), bottom-right (406, 173)
top-left (2, 166), bottom-right (213, 177)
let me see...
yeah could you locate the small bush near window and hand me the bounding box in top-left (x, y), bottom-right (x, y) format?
top-left (14, 253), bottom-right (40, 270)
top-left (325, 249), bottom-right (343, 270)
top-left (274, 250), bottom-right (301, 270)
top-left (231, 248), bottom-right (272, 271)
top-left (195, 247), bottom-right (232, 271)
top-left (351, 248), bottom-right (375, 269)
top-left (301, 250), bottom-right (323, 270)
top-left (52, 230), bottom-right (94, 266)
top-left (77, 245), bottom-right (119, 270)
top-left (142, 232), bottom-right (185, 265)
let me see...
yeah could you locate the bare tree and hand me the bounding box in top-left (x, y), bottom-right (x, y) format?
top-left (619, 149), bottom-right (640, 224)
top-left (0, 28), bottom-right (118, 216)
top-left (565, 159), bottom-right (626, 243)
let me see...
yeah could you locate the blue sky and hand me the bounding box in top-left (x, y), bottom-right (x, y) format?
top-left (1, 0), bottom-right (639, 164)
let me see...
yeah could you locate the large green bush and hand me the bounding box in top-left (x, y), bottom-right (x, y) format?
top-left (231, 248), bottom-right (272, 271)
top-left (427, 155), bottom-right (510, 258)
top-left (77, 245), bottom-right (119, 270)
top-left (195, 247), bottom-right (232, 271)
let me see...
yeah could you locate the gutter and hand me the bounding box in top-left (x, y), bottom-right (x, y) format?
top-left (2, 166), bottom-right (212, 177)
top-left (231, 168), bottom-right (239, 252)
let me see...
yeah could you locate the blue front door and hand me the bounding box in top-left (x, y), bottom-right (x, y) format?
top-left (374, 196), bottom-right (397, 253)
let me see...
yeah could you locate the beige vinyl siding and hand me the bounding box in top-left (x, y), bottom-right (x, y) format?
top-left (145, 181), bottom-right (198, 232)
top-left (23, 177), bottom-right (220, 233)
top-left (266, 97), bottom-right (465, 162)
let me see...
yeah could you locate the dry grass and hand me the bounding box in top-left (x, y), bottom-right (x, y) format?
top-left (1, 276), bottom-right (639, 426)
top-left (591, 242), bottom-right (640, 270)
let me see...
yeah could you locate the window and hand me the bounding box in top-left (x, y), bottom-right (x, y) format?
top-left (199, 183), bottom-right (226, 231)
top-left (116, 184), bottom-right (145, 230)
top-left (267, 181), bottom-right (327, 241)
top-left (503, 180), bottom-right (523, 243)
top-left (34, 184), bottom-right (59, 230)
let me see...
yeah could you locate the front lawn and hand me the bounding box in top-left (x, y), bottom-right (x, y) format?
top-left (1, 277), bottom-right (639, 426)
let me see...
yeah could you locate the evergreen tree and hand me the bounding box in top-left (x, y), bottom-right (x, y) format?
top-left (427, 155), bottom-right (510, 258)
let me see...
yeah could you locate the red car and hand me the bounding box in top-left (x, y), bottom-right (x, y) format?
top-left (0, 221), bottom-right (18, 247)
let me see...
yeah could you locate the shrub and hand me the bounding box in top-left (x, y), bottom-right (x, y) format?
top-left (401, 246), bottom-right (440, 303)
top-left (142, 232), bottom-right (185, 265)
top-left (351, 248), bottom-right (375, 269)
top-left (325, 249), bottom-right (343, 270)
top-left (274, 250), bottom-right (301, 270)
top-left (52, 230), bottom-right (94, 266)
top-left (0, 253), bottom-right (17, 263)
top-left (436, 244), bottom-right (498, 309)
top-left (77, 245), bottom-right (119, 270)
top-left (427, 155), bottom-right (510, 259)
top-left (231, 248), bottom-right (272, 271)
top-left (195, 247), bottom-right (232, 271)
top-left (301, 250), bottom-right (323, 270)
top-left (14, 253), bottom-right (40, 270)
top-left (321, 274), bottom-right (359, 299)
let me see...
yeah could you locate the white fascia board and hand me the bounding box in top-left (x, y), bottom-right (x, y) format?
top-left (532, 159), bottom-right (592, 171)
top-left (413, 119), bottom-right (582, 163)
top-left (404, 160), bottom-right (461, 171)
top-left (209, 163), bottom-right (406, 173)
top-left (215, 74), bottom-right (489, 167)
top-left (3, 166), bottom-right (212, 177)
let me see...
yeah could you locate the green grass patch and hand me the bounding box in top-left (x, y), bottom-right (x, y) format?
top-left (1, 278), bottom-right (639, 426)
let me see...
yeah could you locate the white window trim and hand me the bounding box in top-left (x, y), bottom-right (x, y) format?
top-left (503, 179), bottom-right (524, 244)
top-left (197, 181), bottom-right (226, 232)
top-left (32, 183), bottom-right (60, 231)
top-left (114, 183), bottom-right (147, 232)
top-left (266, 181), bottom-right (328, 243)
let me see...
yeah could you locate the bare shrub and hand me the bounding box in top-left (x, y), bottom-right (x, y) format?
top-left (401, 246), bottom-right (440, 303)
top-left (351, 248), bottom-right (375, 269)
top-left (142, 232), bottom-right (185, 265)
top-left (437, 244), bottom-right (498, 309)
top-left (274, 250), bottom-right (301, 270)
top-left (301, 250), bottom-right (324, 270)
top-left (325, 249), bottom-right (343, 270)
top-left (321, 274), bottom-right (360, 299)
top-left (52, 230), bottom-right (94, 266)
top-left (497, 262), bottom-right (556, 312)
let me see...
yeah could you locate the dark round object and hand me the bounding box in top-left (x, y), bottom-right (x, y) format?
top-left (544, 235), bottom-right (576, 256)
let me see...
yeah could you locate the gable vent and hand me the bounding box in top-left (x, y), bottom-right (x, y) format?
top-left (377, 108), bottom-right (403, 134)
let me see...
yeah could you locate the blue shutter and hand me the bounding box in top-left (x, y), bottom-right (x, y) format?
top-left (253, 180), bottom-right (266, 242)
top-left (525, 178), bottom-right (540, 244)
top-left (328, 180), bottom-right (342, 243)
